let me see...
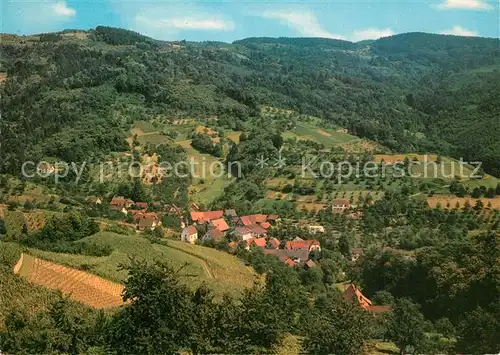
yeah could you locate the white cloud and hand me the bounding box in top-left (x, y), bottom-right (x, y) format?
top-left (350, 28), bottom-right (394, 41)
top-left (135, 16), bottom-right (234, 31)
top-left (51, 1), bottom-right (76, 17)
top-left (261, 10), bottom-right (346, 40)
top-left (440, 25), bottom-right (478, 36)
top-left (131, 6), bottom-right (235, 39)
top-left (436, 0), bottom-right (493, 10)
top-left (260, 10), bottom-right (393, 42)
top-left (3, 0), bottom-right (76, 34)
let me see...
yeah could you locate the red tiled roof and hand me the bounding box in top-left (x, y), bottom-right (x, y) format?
top-left (135, 202), bottom-right (148, 208)
top-left (286, 239), bottom-right (320, 250)
top-left (190, 210), bottom-right (224, 222)
top-left (185, 225), bottom-right (197, 235)
top-left (206, 228), bottom-right (224, 240)
top-left (305, 259), bottom-right (317, 268)
top-left (210, 218), bottom-right (229, 232)
top-left (264, 248), bottom-right (309, 261)
top-left (344, 284), bottom-right (372, 309)
top-left (240, 214), bottom-right (268, 226)
top-left (246, 224), bottom-right (267, 236)
top-left (250, 237), bottom-right (267, 248)
top-left (240, 216), bottom-right (252, 226)
top-left (260, 222), bottom-right (271, 229)
top-left (284, 258), bottom-right (297, 267)
top-left (268, 238), bottom-right (280, 248)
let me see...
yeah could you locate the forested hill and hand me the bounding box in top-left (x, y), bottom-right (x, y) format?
top-left (1, 27), bottom-right (499, 175)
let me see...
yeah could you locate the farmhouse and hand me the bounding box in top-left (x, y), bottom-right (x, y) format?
top-left (134, 202), bottom-right (148, 209)
top-left (304, 259), bottom-right (317, 269)
top-left (182, 225), bottom-right (198, 244)
top-left (190, 210), bottom-right (224, 223)
top-left (332, 199), bottom-right (350, 213)
top-left (234, 226), bottom-right (253, 241)
top-left (285, 238), bottom-right (321, 252)
top-left (136, 213), bottom-right (161, 231)
top-left (110, 196), bottom-right (134, 211)
top-left (264, 249), bottom-right (310, 264)
top-left (268, 237), bottom-right (281, 249)
top-left (240, 214), bottom-right (268, 226)
top-left (246, 237), bottom-right (267, 250)
top-left (203, 228), bottom-right (224, 242)
top-left (209, 218), bottom-right (229, 232)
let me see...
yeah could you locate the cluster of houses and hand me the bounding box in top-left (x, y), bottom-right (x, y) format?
top-left (109, 196), bottom-right (162, 230)
top-left (181, 209), bottom-right (322, 267)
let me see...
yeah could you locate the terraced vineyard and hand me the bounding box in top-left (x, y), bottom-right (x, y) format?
top-left (15, 254), bottom-right (125, 309)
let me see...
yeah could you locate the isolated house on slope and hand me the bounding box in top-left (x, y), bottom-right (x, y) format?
top-left (182, 225), bottom-right (198, 244)
top-left (343, 284), bottom-right (391, 313)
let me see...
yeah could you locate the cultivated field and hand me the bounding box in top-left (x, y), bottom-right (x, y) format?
top-left (28, 232), bottom-right (255, 297)
top-left (14, 253), bottom-right (125, 309)
top-left (0, 243), bottom-right (66, 330)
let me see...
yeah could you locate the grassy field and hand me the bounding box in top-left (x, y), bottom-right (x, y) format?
top-left (288, 121), bottom-right (357, 146)
top-left (28, 232), bottom-right (255, 297)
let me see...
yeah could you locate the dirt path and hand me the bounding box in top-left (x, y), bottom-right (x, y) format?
top-left (164, 242), bottom-right (214, 279)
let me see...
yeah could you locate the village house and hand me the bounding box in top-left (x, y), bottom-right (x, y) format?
top-left (202, 228), bottom-right (224, 243)
top-left (190, 210), bottom-right (224, 224)
top-left (304, 259), bottom-right (317, 269)
top-left (181, 225), bottom-right (198, 244)
top-left (332, 199), bottom-right (350, 213)
top-left (286, 237), bottom-right (321, 252)
top-left (109, 196), bottom-right (134, 213)
top-left (135, 212), bottom-right (161, 231)
top-left (245, 237), bottom-right (267, 250)
top-left (267, 237), bottom-right (281, 249)
top-left (343, 284), bottom-right (391, 313)
top-left (239, 214), bottom-right (268, 226)
top-left (134, 202), bottom-right (148, 209)
top-left (209, 218), bottom-right (229, 233)
top-left (284, 258), bottom-right (297, 267)
top-left (264, 249), bottom-right (310, 265)
top-left (234, 226), bottom-right (253, 241)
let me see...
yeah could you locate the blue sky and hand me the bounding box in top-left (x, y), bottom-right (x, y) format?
top-left (2, 0), bottom-right (499, 42)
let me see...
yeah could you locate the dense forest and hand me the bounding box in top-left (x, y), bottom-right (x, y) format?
top-left (1, 27), bottom-right (499, 175)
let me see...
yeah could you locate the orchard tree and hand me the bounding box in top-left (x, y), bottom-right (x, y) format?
top-left (386, 298), bottom-right (426, 355)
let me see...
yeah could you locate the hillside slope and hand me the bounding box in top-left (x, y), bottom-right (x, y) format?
top-left (1, 27), bottom-right (499, 175)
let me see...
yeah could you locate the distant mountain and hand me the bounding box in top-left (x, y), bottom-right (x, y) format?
top-left (1, 27), bottom-right (499, 175)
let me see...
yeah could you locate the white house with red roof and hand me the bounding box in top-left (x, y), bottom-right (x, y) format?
top-left (181, 225), bottom-right (198, 244)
